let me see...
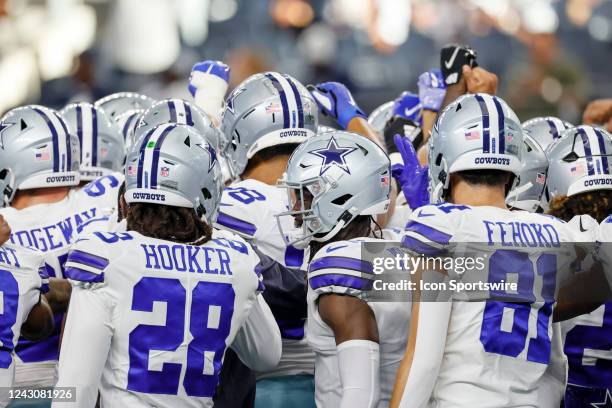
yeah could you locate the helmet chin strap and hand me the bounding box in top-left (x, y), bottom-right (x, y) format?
top-left (312, 219), bottom-right (347, 244)
top-left (431, 182), bottom-right (445, 204)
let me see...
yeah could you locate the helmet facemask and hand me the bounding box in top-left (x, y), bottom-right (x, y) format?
top-left (276, 175), bottom-right (330, 249)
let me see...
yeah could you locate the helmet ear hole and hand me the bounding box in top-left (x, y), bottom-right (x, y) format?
top-left (435, 153), bottom-right (443, 166)
top-left (201, 188), bottom-right (212, 200)
top-left (0, 169), bottom-right (7, 180)
top-left (562, 152), bottom-right (579, 162)
top-left (331, 194), bottom-right (353, 206)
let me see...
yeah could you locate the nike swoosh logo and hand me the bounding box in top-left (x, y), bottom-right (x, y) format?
top-left (417, 210), bottom-right (434, 218)
top-left (444, 47), bottom-right (460, 69)
top-left (325, 244), bottom-right (348, 253)
top-left (579, 217), bottom-right (587, 232)
top-left (403, 104), bottom-right (422, 118)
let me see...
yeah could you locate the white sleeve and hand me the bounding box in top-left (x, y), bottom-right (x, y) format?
top-left (52, 287), bottom-right (114, 408)
top-left (230, 294), bottom-right (281, 372)
top-left (399, 301), bottom-right (452, 408)
top-left (337, 340), bottom-right (380, 408)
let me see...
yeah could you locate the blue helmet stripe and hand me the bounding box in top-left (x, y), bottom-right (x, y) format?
top-left (33, 107), bottom-right (60, 172)
top-left (474, 95), bottom-right (490, 153)
top-left (492, 97), bottom-right (505, 154)
top-left (150, 124), bottom-right (176, 189)
top-left (284, 75), bottom-right (304, 128)
top-left (595, 129), bottom-right (610, 174)
top-left (168, 100), bottom-right (177, 122)
top-left (578, 128), bottom-right (595, 175)
top-left (265, 73), bottom-right (290, 128)
top-left (54, 112), bottom-right (72, 172)
top-left (91, 105), bottom-right (98, 167)
top-left (136, 129), bottom-right (155, 188)
top-left (122, 112), bottom-right (138, 141)
top-left (184, 102), bottom-right (194, 126)
top-left (546, 119), bottom-right (560, 139)
top-left (76, 105), bottom-right (84, 161)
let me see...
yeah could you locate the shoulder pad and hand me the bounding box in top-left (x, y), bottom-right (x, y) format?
top-left (64, 234), bottom-right (112, 287)
top-left (308, 241), bottom-right (374, 300)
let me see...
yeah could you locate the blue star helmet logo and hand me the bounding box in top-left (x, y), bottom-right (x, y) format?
top-left (0, 121), bottom-right (14, 150)
top-left (308, 137), bottom-right (357, 176)
top-left (197, 143), bottom-right (218, 172)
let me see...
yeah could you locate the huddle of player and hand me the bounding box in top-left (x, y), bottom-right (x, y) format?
top-left (0, 44), bottom-right (611, 408)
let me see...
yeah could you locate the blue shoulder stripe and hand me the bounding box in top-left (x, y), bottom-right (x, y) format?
top-left (216, 212), bottom-right (257, 236)
top-left (404, 220), bottom-right (451, 245)
top-left (67, 249), bottom-right (109, 270)
top-left (64, 266), bottom-right (104, 283)
top-left (309, 273), bottom-right (372, 291)
top-left (401, 235), bottom-right (446, 256)
top-left (310, 256), bottom-right (373, 274)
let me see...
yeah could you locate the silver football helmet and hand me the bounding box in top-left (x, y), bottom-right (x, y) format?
top-left (94, 92), bottom-right (155, 121)
top-left (116, 108), bottom-right (145, 154)
top-left (428, 93), bottom-right (523, 203)
top-left (124, 123), bottom-right (223, 224)
top-left (0, 105), bottom-right (80, 206)
top-left (221, 72), bottom-right (318, 178)
top-left (61, 102), bottom-right (125, 181)
top-left (276, 131), bottom-right (391, 248)
top-left (368, 101), bottom-right (394, 134)
top-left (134, 98), bottom-right (223, 153)
top-left (522, 116), bottom-right (572, 152)
top-left (545, 125), bottom-right (612, 205)
top-left (506, 135), bottom-right (548, 212)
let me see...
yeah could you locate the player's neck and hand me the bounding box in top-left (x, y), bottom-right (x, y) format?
top-left (449, 179), bottom-right (508, 209)
top-left (241, 154), bottom-right (291, 186)
top-left (11, 187), bottom-right (71, 210)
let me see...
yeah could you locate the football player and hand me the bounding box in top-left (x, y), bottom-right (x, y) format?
top-left (276, 130), bottom-right (409, 407)
top-left (214, 70), bottom-right (320, 405)
top-left (61, 102), bottom-right (125, 184)
top-left (0, 216), bottom-right (54, 405)
top-left (0, 243), bottom-right (54, 406)
top-left (0, 105), bottom-right (114, 389)
top-left (545, 125), bottom-right (612, 407)
top-left (53, 124), bottom-right (280, 407)
top-left (390, 94), bottom-right (584, 407)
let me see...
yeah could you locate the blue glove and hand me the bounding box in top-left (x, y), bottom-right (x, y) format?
top-left (188, 60), bottom-right (230, 121)
top-left (308, 82), bottom-right (366, 130)
top-left (392, 91), bottom-right (422, 125)
top-left (188, 60), bottom-right (230, 97)
top-left (417, 69), bottom-right (446, 112)
top-left (391, 134), bottom-right (429, 209)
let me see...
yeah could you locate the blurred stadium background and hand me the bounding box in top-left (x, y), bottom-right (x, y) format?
top-left (0, 0), bottom-right (611, 123)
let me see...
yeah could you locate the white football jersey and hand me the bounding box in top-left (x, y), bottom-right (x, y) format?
top-left (54, 229), bottom-right (264, 408)
top-left (561, 215), bottom-right (612, 390)
top-left (0, 174), bottom-right (121, 386)
top-left (216, 178), bottom-right (306, 269)
top-left (215, 178), bottom-right (313, 377)
top-left (0, 244), bottom-right (48, 405)
top-left (307, 233), bottom-right (410, 408)
top-left (401, 204), bottom-right (582, 407)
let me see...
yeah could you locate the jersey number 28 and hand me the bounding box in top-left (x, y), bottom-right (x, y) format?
top-left (127, 277), bottom-right (235, 397)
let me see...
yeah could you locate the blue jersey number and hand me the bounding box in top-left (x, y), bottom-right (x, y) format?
top-left (564, 303), bottom-right (612, 388)
top-left (0, 270), bottom-right (19, 368)
top-left (127, 277), bottom-right (235, 397)
top-left (479, 250), bottom-right (556, 364)
top-left (83, 175), bottom-right (120, 197)
top-left (227, 187), bottom-right (266, 205)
